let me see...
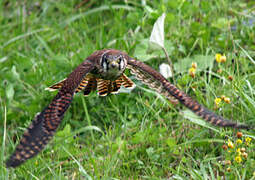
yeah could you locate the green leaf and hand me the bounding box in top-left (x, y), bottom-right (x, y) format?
top-left (134, 39), bottom-right (174, 61)
top-left (6, 83), bottom-right (14, 101)
top-left (181, 110), bottom-right (220, 132)
top-left (134, 39), bottom-right (155, 61)
top-left (74, 125), bottom-right (103, 135)
top-left (211, 17), bottom-right (236, 29)
top-left (146, 147), bottom-right (154, 156)
top-left (56, 124), bottom-right (71, 137)
top-left (11, 66), bottom-right (20, 80)
top-left (132, 131), bottom-right (145, 144)
top-left (166, 137), bottom-right (177, 148)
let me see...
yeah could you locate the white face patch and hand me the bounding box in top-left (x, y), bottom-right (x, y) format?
top-left (102, 60), bottom-right (108, 72)
top-left (120, 58), bottom-right (125, 70)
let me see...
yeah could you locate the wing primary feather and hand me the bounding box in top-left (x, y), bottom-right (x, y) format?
top-left (6, 59), bottom-right (95, 168)
top-left (127, 65), bottom-right (178, 104)
top-left (6, 92), bottom-right (73, 167)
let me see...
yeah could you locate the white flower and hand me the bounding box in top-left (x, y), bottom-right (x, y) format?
top-left (159, 63), bottom-right (172, 78)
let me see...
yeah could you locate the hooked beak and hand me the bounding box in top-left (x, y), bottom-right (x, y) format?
top-left (110, 61), bottom-right (118, 68)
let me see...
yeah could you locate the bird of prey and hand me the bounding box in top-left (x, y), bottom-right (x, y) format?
top-left (6, 49), bottom-right (249, 168)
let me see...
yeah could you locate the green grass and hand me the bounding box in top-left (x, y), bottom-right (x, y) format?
top-left (1, 0), bottom-right (255, 179)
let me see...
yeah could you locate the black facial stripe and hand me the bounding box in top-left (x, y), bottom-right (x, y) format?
top-left (101, 54), bottom-right (110, 71)
top-left (106, 61), bottom-right (109, 71)
top-left (118, 57), bottom-right (121, 71)
top-left (101, 55), bottom-right (104, 67)
top-left (101, 54), bottom-right (108, 67)
top-left (118, 55), bottom-right (123, 71)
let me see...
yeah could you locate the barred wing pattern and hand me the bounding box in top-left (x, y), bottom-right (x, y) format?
top-left (126, 64), bottom-right (178, 104)
top-left (6, 60), bottom-right (95, 167)
top-left (96, 74), bottom-right (135, 96)
top-left (6, 92), bottom-right (73, 167)
top-left (127, 58), bottom-right (249, 129)
top-left (46, 74), bottom-right (135, 97)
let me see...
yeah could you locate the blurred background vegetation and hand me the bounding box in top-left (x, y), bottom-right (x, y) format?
top-left (0, 0), bottom-right (255, 179)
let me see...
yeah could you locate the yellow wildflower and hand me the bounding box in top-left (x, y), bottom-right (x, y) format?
top-left (228, 139), bottom-right (234, 149)
top-left (220, 54), bottom-right (227, 62)
top-left (236, 148), bottom-right (241, 156)
top-left (214, 98), bottom-right (222, 107)
top-left (236, 139), bottom-right (242, 144)
top-left (215, 53), bottom-right (222, 63)
top-left (224, 97), bottom-right (231, 104)
top-left (189, 67), bottom-right (196, 78)
top-left (245, 137), bottom-right (252, 144)
top-left (191, 62), bottom-right (197, 69)
top-left (221, 95), bottom-right (226, 100)
top-left (221, 95), bottom-right (231, 104)
top-left (215, 53), bottom-right (227, 63)
top-left (235, 156), bottom-right (242, 163)
top-left (227, 167), bottom-right (231, 172)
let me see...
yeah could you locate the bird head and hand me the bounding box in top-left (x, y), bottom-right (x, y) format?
top-left (99, 51), bottom-right (127, 79)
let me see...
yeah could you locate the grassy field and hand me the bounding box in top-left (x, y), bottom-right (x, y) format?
top-left (1, 0), bottom-right (255, 179)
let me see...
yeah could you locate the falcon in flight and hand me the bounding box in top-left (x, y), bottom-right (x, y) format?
top-left (6, 49), bottom-right (249, 168)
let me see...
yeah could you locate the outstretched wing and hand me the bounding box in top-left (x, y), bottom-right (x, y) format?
top-left (126, 58), bottom-right (249, 129)
top-left (6, 59), bottom-right (95, 168)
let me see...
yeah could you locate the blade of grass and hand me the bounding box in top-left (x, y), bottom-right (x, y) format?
top-left (73, 126), bottom-right (103, 136)
top-left (63, 5), bottom-right (135, 26)
top-left (208, 162), bottom-right (215, 180)
top-left (3, 28), bottom-right (50, 48)
top-left (81, 96), bottom-right (94, 141)
top-left (62, 146), bottom-right (92, 180)
top-left (1, 106), bottom-right (7, 178)
top-left (181, 110), bottom-right (220, 133)
top-left (35, 35), bottom-right (54, 57)
top-left (235, 41), bottom-right (255, 65)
